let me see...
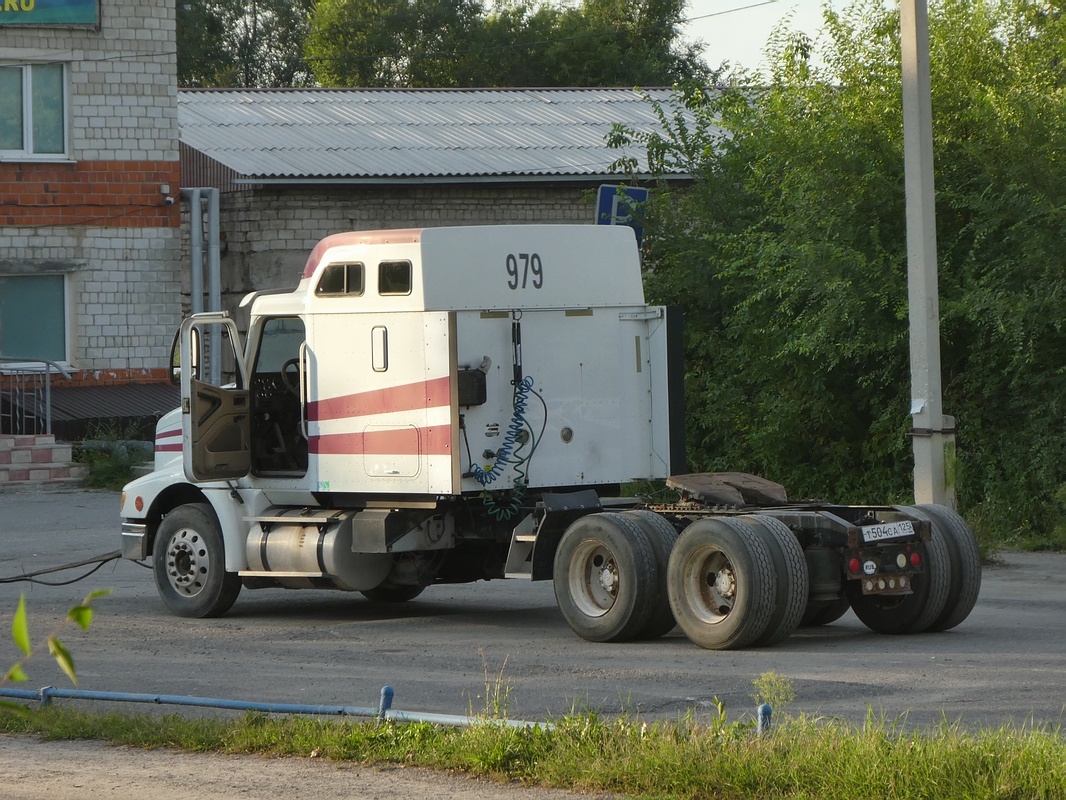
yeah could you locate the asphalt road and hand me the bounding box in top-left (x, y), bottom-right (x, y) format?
top-left (1, 487), bottom-right (1064, 730)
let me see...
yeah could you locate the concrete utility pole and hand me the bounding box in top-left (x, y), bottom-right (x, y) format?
top-left (900, 0), bottom-right (956, 507)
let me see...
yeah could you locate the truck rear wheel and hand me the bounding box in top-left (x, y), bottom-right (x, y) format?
top-left (801, 595), bottom-right (850, 627)
top-left (623, 510), bottom-right (679, 639)
top-left (153, 503), bottom-right (241, 618)
top-left (667, 517), bottom-right (776, 650)
top-left (745, 516), bottom-right (809, 646)
top-left (360, 585), bottom-right (425, 603)
top-left (553, 513), bottom-right (658, 643)
top-left (845, 516), bottom-right (950, 635)
top-left (910, 505), bottom-right (981, 632)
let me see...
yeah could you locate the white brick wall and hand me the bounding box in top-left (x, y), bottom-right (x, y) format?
top-left (203, 184), bottom-right (596, 310)
top-left (0, 0), bottom-right (177, 162)
top-left (0, 0), bottom-right (180, 374)
top-left (0, 226), bottom-right (182, 370)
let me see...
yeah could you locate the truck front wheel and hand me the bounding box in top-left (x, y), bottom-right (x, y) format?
top-left (553, 513), bottom-right (657, 643)
top-left (667, 517), bottom-right (776, 650)
top-left (153, 503), bottom-right (241, 618)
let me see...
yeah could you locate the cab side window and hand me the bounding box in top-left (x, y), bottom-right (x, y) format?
top-left (379, 260), bottom-right (412, 295)
top-left (316, 263), bottom-right (364, 296)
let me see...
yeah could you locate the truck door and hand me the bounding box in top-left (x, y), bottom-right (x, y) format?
top-left (247, 315), bottom-right (308, 477)
top-left (177, 313), bottom-right (250, 483)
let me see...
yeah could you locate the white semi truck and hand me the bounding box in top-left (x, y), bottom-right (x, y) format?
top-left (119, 224), bottom-right (981, 649)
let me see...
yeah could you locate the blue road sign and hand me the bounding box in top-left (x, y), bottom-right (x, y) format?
top-left (595, 184), bottom-right (649, 249)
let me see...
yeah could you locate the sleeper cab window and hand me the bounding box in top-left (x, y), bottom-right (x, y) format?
top-left (378, 260), bottom-right (412, 296)
top-left (315, 263), bottom-right (364, 296)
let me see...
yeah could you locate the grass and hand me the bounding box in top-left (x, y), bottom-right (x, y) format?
top-left (1005, 485), bottom-right (1066, 553)
top-left (1, 704), bottom-right (1063, 799)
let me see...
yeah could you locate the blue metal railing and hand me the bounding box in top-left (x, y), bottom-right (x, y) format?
top-left (0, 357), bottom-right (71, 436)
top-left (0, 685), bottom-right (552, 730)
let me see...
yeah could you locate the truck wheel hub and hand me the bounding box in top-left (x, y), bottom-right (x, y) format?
top-left (714, 569), bottom-right (736, 598)
top-left (165, 529), bottom-right (208, 594)
top-left (599, 567), bottom-right (618, 593)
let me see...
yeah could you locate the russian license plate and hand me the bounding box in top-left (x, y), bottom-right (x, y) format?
top-left (860, 519), bottom-right (916, 543)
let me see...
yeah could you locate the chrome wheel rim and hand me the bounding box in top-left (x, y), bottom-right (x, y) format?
top-left (683, 545), bottom-right (736, 625)
top-left (163, 527), bottom-right (210, 597)
top-left (568, 539), bottom-right (619, 618)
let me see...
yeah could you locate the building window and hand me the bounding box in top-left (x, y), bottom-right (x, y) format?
top-left (0, 63), bottom-right (67, 158)
top-left (0, 274), bottom-right (69, 364)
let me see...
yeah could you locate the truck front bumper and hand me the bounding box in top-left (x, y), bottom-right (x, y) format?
top-left (121, 522), bottom-right (148, 560)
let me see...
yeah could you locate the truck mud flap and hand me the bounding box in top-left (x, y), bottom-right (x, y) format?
top-left (529, 489), bottom-right (603, 581)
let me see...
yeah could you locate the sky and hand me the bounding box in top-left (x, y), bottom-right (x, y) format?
top-left (681, 0), bottom-right (848, 73)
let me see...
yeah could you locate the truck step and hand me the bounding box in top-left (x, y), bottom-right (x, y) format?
top-left (504, 513), bottom-right (539, 579)
top-left (238, 570), bottom-right (327, 579)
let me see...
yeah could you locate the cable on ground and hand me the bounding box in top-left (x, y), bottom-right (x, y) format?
top-left (0, 550), bottom-right (124, 586)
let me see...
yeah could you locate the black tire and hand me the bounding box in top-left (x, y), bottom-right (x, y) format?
top-left (910, 505), bottom-right (982, 632)
top-left (845, 514), bottom-right (950, 635)
top-left (360, 585), bottom-right (426, 603)
top-left (743, 516), bottom-right (809, 646)
top-left (153, 503), bottom-right (241, 618)
top-left (553, 513), bottom-right (658, 643)
top-left (800, 595), bottom-right (851, 627)
top-left (623, 510), bottom-right (679, 639)
top-left (667, 517), bottom-right (776, 650)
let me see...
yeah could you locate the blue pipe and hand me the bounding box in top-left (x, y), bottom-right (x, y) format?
top-left (757, 703), bottom-right (772, 737)
top-left (0, 686), bottom-right (551, 730)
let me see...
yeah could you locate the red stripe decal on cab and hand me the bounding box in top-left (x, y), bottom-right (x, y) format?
top-left (311, 425), bottom-right (452, 456)
top-left (309, 377), bottom-right (451, 422)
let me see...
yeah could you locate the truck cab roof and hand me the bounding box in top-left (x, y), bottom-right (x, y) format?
top-left (249, 224), bottom-right (646, 317)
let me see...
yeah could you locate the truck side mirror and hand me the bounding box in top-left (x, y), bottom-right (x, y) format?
top-left (169, 326), bottom-right (201, 385)
top-left (168, 329), bottom-right (181, 385)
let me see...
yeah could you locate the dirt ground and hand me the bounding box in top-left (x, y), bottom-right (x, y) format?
top-left (0, 735), bottom-right (608, 800)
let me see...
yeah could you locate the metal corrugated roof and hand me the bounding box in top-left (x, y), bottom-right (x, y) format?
top-left (47, 384), bottom-right (180, 422)
top-left (178, 88), bottom-right (701, 182)
top-left (5, 384), bottom-right (181, 422)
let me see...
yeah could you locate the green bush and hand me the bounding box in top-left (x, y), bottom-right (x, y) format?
top-left (73, 420), bottom-right (152, 491)
top-left (611, 0), bottom-right (1066, 547)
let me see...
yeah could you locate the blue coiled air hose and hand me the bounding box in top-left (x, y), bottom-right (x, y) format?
top-left (470, 374), bottom-right (535, 487)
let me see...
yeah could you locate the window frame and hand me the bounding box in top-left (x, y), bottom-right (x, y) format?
top-left (0, 62), bottom-right (70, 161)
top-left (0, 272), bottom-right (72, 369)
top-left (314, 263), bottom-right (365, 297)
top-left (378, 260), bottom-right (413, 296)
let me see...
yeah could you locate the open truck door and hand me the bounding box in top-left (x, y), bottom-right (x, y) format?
top-left (173, 312), bottom-right (250, 482)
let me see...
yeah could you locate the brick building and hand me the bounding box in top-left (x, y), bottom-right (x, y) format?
top-left (1, 25), bottom-right (692, 464)
top-left (0, 0), bottom-right (181, 445)
top-left (178, 88), bottom-right (693, 315)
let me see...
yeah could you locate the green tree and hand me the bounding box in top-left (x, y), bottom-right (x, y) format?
top-left (306, 0), bottom-right (710, 87)
top-left (307, 0), bottom-right (486, 87)
top-left (178, 0), bottom-right (316, 87)
top-left (613, 0), bottom-right (1066, 538)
